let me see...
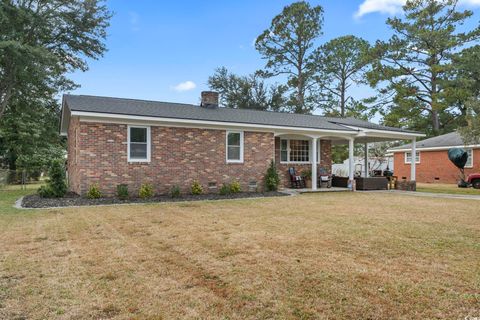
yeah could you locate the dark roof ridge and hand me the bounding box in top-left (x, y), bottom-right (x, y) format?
top-left (64, 94), bottom-right (371, 123)
top-left (63, 94), bottom-right (195, 107)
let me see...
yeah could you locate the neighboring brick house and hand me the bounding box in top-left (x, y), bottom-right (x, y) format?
top-left (388, 132), bottom-right (479, 184)
top-left (60, 92), bottom-right (423, 195)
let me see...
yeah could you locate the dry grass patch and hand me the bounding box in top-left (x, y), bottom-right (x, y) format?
top-left (0, 192), bottom-right (479, 319)
top-left (417, 182), bottom-right (480, 195)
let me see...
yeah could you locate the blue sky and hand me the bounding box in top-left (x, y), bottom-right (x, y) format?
top-left (69, 0), bottom-right (480, 109)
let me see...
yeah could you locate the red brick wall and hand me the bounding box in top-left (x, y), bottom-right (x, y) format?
top-left (274, 137), bottom-right (332, 187)
top-left (68, 120), bottom-right (276, 196)
top-left (393, 149), bottom-right (480, 183)
top-left (67, 116), bottom-right (81, 194)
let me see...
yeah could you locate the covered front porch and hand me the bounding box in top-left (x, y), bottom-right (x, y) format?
top-left (273, 125), bottom-right (424, 191)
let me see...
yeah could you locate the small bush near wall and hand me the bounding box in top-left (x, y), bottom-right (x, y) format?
top-left (265, 160), bottom-right (280, 191)
top-left (139, 183), bottom-right (154, 199)
top-left (117, 184), bottom-right (129, 200)
top-left (38, 186), bottom-right (53, 198)
top-left (191, 180), bottom-right (203, 195)
top-left (87, 184), bottom-right (102, 199)
top-left (219, 183), bottom-right (230, 195)
top-left (38, 160), bottom-right (67, 198)
top-left (230, 180), bottom-right (242, 193)
top-left (170, 185), bottom-right (181, 198)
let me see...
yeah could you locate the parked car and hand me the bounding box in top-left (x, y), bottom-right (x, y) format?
top-left (466, 173), bottom-right (480, 189)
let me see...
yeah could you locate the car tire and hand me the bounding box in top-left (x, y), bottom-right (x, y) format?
top-left (472, 179), bottom-right (480, 189)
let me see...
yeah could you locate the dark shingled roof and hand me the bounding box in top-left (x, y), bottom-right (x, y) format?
top-left (390, 132), bottom-right (471, 150)
top-left (324, 117), bottom-right (419, 134)
top-left (63, 94), bottom-right (419, 134)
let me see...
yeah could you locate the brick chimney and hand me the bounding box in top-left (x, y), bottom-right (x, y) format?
top-left (200, 91), bottom-right (219, 109)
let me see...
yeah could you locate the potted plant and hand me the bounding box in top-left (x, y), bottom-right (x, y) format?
top-left (301, 169), bottom-right (312, 188)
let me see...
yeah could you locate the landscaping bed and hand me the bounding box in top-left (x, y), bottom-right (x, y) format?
top-left (21, 191), bottom-right (288, 208)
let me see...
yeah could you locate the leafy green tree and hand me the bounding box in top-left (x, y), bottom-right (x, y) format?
top-left (314, 35), bottom-right (371, 117)
top-left (445, 46), bottom-right (480, 117)
top-left (448, 45), bottom-right (480, 143)
top-left (0, 0), bottom-right (111, 118)
top-left (367, 0), bottom-right (480, 135)
top-left (255, 1), bottom-right (324, 114)
top-left (0, 97), bottom-right (64, 172)
top-left (208, 67), bottom-right (287, 111)
top-left (458, 98), bottom-right (480, 144)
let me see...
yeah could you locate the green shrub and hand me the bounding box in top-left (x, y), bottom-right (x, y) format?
top-left (48, 160), bottom-right (68, 197)
top-left (38, 185), bottom-right (54, 198)
top-left (37, 160), bottom-right (67, 198)
top-left (265, 160), bottom-right (280, 192)
top-left (87, 184), bottom-right (102, 199)
top-left (117, 184), bottom-right (129, 200)
top-left (230, 180), bottom-right (242, 193)
top-left (219, 183), bottom-right (230, 195)
top-left (139, 183), bottom-right (154, 199)
top-left (170, 185), bottom-right (181, 198)
top-left (301, 169), bottom-right (312, 180)
top-left (191, 180), bottom-right (203, 195)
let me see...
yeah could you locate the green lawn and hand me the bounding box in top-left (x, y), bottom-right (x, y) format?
top-left (416, 182), bottom-right (480, 195)
top-left (0, 188), bottom-right (479, 319)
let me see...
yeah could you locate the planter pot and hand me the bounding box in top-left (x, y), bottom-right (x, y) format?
top-left (305, 180), bottom-right (312, 189)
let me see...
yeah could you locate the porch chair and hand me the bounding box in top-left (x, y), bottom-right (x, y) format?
top-left (318, 167), bottom-right (332, 188)
top-left (288, 167), bottom-right (306, 189)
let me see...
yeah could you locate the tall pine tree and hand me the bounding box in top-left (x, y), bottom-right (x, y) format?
top-left (367, 0), bottom-right (480, 135)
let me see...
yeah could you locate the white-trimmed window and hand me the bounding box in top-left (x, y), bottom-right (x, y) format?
top-left (226, 131), bottom-right (243, 163)
top-left (128, 126), bottom-right (151, 162)
top-left (465, 148), bottom-right (473, 168)
top-left (280, 139), bottom-right (320, 163)
top-left (405, 151), bottom-right (420, 164)
top-left (280, 140), bottom-right (288, 162)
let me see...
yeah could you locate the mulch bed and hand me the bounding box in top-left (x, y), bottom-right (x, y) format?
top-left (21, 191), bottom-right (288, 208)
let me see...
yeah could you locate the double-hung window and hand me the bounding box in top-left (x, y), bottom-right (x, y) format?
top-left (465, 148), bottom-right (473, 168)
top-left (289, 140), bottom-right (310, 162)
top-left (128, 126), bottom-right (151, 162)
top-left (280, 139), bottom-right (320, 163)
top-left (404, 151), bottom-right (420, 164)
top-left (226, 131), bottom-right (243, 163)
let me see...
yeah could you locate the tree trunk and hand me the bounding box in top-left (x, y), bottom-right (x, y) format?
top-left (297, 73), bottom-right (305, 114)
top-left (430, 65), bottom-right (440, 135)
top-left (431, 110), bottom-right (440, 134)
top-left (340, 79), bottom-right (346, 117)
top-left (0, 84), bottom-right (14, 119)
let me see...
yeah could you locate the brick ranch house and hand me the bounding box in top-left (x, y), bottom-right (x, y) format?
top-left (60, 92), bottom-right (423, 196)
top-left (388, 131), bottom-right (479, 184)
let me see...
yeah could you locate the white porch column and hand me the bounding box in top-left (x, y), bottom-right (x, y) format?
top-left (348, 138), bottom-right (355, 182)
top-left (411, 137), bottom-right (416, 181)
top-left (364, 142), bottom-right (368, 178)
top-left (311, 137), bottom-right (318, 191)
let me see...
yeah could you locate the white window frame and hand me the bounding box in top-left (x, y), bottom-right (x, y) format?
top-left (279, 139), bottom-right (320, 164)
top-left (226, 131), bottom-right (244, 163)
top-left (404, 151), bottom-right (420, 164)
top-left (127, 125), bottom-right (151, 163)
top-left (465, 148), bottom-right (473, 168)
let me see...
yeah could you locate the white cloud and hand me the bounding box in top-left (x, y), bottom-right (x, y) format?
top-left (355, 0), bottom-right (405, 18)
top-left (355, 0), bottom-right (480, 18)
top-left (172, 81), bottom-right (197, 92)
